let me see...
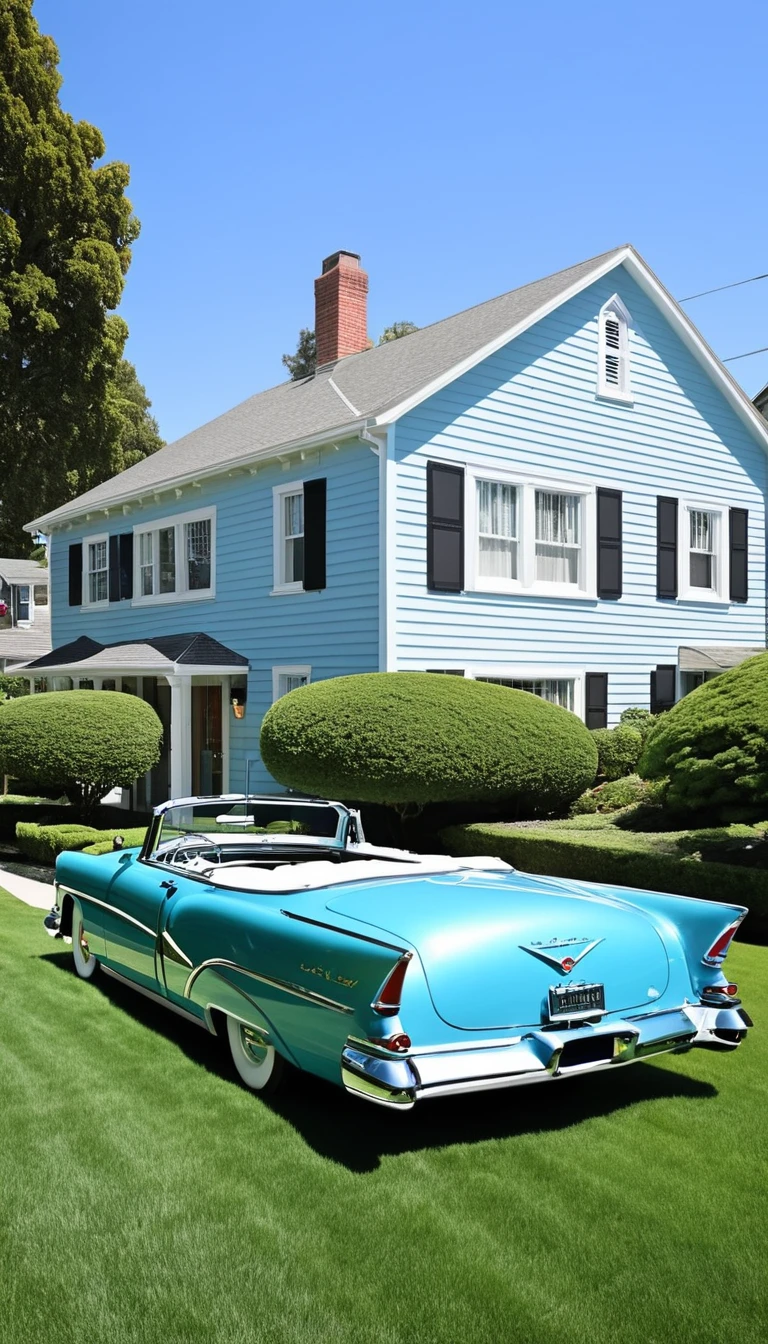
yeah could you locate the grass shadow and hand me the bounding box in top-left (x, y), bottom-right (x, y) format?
top-left (41, 949), bottom-right (719, 1173)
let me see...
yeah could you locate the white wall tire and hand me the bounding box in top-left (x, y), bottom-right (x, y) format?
top-left (71, 898), bottom-right (99, 980)
top-left (226, 1017), bottom-right (284, 1094)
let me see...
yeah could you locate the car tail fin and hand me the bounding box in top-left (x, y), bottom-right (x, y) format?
top-left (372, 954), bottom-right (412, 1016)
top-left (703, 918), bottom-right (745, 968)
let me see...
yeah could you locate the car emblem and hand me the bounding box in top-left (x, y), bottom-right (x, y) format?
top-left (519, 937), bottom-right (604, 975)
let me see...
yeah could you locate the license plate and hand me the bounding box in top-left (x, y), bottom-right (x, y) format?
top-left (549, 983), bottom-right (605, 1018)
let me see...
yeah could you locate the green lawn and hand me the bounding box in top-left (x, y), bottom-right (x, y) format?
top-left (0, 889), bottom-right (765, 1344)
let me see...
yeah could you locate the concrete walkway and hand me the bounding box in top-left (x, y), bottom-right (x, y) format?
top-left (1, 868), bottom-right (55, 909)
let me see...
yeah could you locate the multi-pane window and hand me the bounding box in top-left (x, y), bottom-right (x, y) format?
top-left (477, 480), bottom-right (518, 580)
top-left (477, 676), bottom-right (575, 712)
top-left (139, 532), bottom-right (154, 596)
top-left (689, 509), bottom-right (716, 590)
top-left (185, 518), bottom-right (211, 590)
top-left (87, 539), bottom-right (108, 603)
top-left (535, 491), bottom-right (581, 585)
top-left (273, 666), bottom-right (311, 700)
top-left (134, 510), bottom-right (215, 602)
top-left (283, 492), bottom-right (304, 585)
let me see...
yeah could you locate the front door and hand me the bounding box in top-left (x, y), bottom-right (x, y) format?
top-left (192, 684), bottom-right (223, 795)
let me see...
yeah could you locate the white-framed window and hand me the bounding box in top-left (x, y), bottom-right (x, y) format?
top-left (475, 675), bottom-right (576, 713)
top-left (679, 501), bottom-right (727, 602)
top-left (273, 482), bottom-right (305, 593)
top-left (597, 295), bottom-right (632, 402)
top-left (83, 533), bottom-right (109, 606)
top-left (466, 465), bottom-right (595, 598)
top-left (132, 507), bottom-right (216, 605)
top-left (272, 665), bottom-right (311, 701)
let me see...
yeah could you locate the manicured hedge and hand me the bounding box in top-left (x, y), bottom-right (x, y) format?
top-left (640, 653), bottom-right (768, 820)
top-left (441, 822), bottom-right (768, 943)
top-left (592, 725), bottom-right (643, 780)
top-left (0, 691), bottom-right (162, 819)
top-left (16, 822), bottom-right (147, 864)
top-left (261, 673), bottom-right (598, 814)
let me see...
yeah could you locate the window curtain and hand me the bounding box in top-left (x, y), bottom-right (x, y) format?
top-left (477, 481), bottom-right (517, 578)
top-left (535, 492), bottom-right (580, 583)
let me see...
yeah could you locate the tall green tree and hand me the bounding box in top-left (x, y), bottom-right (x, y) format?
top-left (282, 328), bottom-right (316, 381)
top-left (0, 1), bottom-right (151, 554)
top-left (378, 321), bottom-right (419, 343)
top-left (108, 359), bottom-right (164, 471)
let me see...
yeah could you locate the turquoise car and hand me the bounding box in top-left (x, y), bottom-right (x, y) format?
top-left (44, 794), bottom-right (752, 1109)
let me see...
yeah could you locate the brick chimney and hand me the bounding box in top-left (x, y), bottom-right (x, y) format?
top-left (314, 251), bottom-right (369, 367)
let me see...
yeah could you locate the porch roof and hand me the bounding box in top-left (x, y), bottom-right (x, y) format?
top-left (678, 644), bottom-right (765, 672)
top-left (19, 631), bottom-right (249, 677)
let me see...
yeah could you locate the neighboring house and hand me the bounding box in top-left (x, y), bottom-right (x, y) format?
top-left (22, 246), bottom-right (768, 806)
top-left (0, 559), bottom-right (51, 672)
top-left (754, 378), bottom-right (768, 420)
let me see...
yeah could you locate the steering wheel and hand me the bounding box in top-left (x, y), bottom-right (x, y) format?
top-left (158, 834), bottom-right (223, 867)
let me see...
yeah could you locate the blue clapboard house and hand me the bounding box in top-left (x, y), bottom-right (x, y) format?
top-left (23, 246), bottom-right (768, 805)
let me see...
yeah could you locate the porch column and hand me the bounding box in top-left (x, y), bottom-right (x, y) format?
top-left (166, 675), bottom-right (192, 799)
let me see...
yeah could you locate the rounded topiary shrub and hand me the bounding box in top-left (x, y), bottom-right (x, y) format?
top-left (592, 724), bottom-right (643, 780)
top-left (260, 673), bottom-right (598, 814)
top-left (0, 691), bottom-right (162, 820)
top-left (640, 654), bottom-right (768, 820)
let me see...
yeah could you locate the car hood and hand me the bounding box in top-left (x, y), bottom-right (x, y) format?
top-left (326, 870), bottom-right (671, 1030)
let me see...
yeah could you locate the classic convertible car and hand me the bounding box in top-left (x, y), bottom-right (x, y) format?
top-left (44, 794), bottom-right (752, 1109)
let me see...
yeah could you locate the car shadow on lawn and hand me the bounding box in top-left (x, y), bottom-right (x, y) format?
top-left (43, 950), bottom-right (718, 1173)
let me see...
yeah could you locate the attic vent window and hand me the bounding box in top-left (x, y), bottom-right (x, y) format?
top-left (598, 297), bottom-right (632, 402)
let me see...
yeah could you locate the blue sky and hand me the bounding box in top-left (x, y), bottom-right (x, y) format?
top-left (34, 0), bottom-right (768, 445)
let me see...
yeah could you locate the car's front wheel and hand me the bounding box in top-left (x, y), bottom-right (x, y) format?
top-left (71, 898), bottom-right (99, 980)
top-left (226, 1017), bottom-right (285, 1094)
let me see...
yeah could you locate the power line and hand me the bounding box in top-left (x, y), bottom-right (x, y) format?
top-left (679, 272), bottom-right (768, 302)
top-left (723, 345), bottom-right (768, 363)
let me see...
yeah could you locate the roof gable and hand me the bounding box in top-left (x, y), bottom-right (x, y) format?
top-left (26, 244), bottom-right (768, 531)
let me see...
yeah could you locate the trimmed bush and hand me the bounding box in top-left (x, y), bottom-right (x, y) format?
top-left (592, 725), bottom-right (643, 780)
top-left (0, 691), bottom-right (162, 821)
top-left (15, 822), bottom-right (147, 864)
top-left (441, 822), bottom-right (768, 942)
top-left (640, 653), bottom-right (768, 821)
top-left (571, 774), bottom-right (655, 815)
top-left (260, 673), bottom-right (598, 816)
top-left (619, 707), bottom-right (655, 741)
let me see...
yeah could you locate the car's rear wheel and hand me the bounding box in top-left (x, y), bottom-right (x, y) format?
top-left (226, 1017), bottom-right (284, 1094)
top-left (71, 898), bottom-right (99, 980)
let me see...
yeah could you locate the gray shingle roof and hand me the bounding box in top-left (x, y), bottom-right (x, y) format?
top-left (21, 631), bottom-right (248, 673)
top-left (28, 248), bottom-right (628, 530)
top-left (0, 559), bottom-right (48, 585)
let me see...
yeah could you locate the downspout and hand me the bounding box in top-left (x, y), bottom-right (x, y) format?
top-left (359, 424), bottom-right (392, 672)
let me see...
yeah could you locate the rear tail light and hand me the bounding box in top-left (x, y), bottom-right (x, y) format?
top-left (372, 954), bottom-right (412, 1016)
top-left (703, 920), bottom-right (743, 967)
top-left (369, 1033), bottom-right (412, 1052)
top-left (702, 983), bottom-right (739, 998)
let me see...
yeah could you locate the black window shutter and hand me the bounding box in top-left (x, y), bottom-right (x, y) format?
top-left (584, 673), bottom-right (608, 729)
top-left (656, 497), bottom-right (678, 599)
top-left (427, 462), bottom-right (464, 592)
top-left (68, 543), bottom-right (82, 607)
top-left (119, 532), bottom-right (134, 600)
top-left (729, 508), bottom-right (748, 603)
top-left (108, 536), bottom-right (121, 602)
top-left (596, 489), bottom-right (622, 599)
top-left (650, 664), bottom-right (676, 714)
top-left (303, 477), bottom-right (326, 591)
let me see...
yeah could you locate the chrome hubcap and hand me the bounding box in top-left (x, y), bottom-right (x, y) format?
top-left (77, 923), bottom-right (90, 963)
top-left (241, 1027), bottom-right (268, 1066)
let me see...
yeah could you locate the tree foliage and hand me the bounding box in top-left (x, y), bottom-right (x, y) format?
top-left (108, 359), bottom-right (164, 469)
top-left (0, 2), bottom-right (159, 553)
top-left (282, 328), bottom-right (316, 380)
top-left (592, 725), bottom-right (643, 780)
top-left (260, 672), bottom-right (597, 815)
top-left (0, 690), bottom-right (162, 820)
top-left (378, 321), bottom-right (419, 343)
top-left (640, 654), bottom-right (768, 821)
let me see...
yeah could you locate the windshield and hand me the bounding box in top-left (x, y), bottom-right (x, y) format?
top-left (149, 796), bottom-right (348, 860)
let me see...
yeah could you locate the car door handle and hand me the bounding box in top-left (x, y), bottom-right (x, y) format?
top-left (160, 880), bottom-right (177, 900)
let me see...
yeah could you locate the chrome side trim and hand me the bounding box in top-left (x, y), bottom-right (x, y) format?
top-left (58, 885), bottom-right (155, 938)
top-left (100, 965), bottom-right (208, 1029)
top-left (160, 930), bottom-right (194, 968)
top-left (183, 959), bottom-right (354, 1014)
top-left (281, 910), bottom-right (408, 953)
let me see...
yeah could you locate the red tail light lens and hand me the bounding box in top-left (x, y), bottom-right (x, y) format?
top-left (703, 921), bottom-right (742, 967)
top-left (369, 1033), bottom-right (412, 1052)
top-left (373, 954), bottom-right (412, 1016)
top-left (702, 983), bottom-right (738, 998)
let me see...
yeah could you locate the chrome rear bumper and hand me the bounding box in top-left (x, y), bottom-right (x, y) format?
top-left (341, 1004), bottom-right (752, 1110)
